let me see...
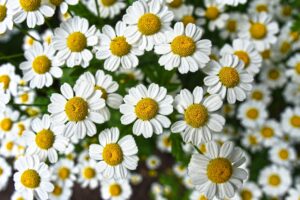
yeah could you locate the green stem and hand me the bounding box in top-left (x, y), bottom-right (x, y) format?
top-left (13, 103), bottom-right (48, 107)
top-left (45, 18), bottom-right (54, 31)
top-left (0, 53), bottom-right (23, 60)
top-left (94, 0), bottom-right (100, 19)
top-left (15, 24), bottom-right (42, 42)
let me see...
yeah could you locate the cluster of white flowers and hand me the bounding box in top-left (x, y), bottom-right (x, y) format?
top-left (0, 0), bottom-right (300, 199)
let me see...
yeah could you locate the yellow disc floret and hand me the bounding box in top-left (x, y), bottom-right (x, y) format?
top-left (19, 0), bottom-right (41, 12)
top-left (206, 158), bottom-right (233, 184)
top-left (49, 0), bottom-right (63, 6)
top-left (278, 149), bottom-right (289, 160)
top-left (95, 85), bottom-right (108, 100)
top-left (280, 41), bottom-right (291, 54)
top-left (171, 35), bottom-right (196, 57)
top-left (101, 0), bottom-right (116, 6)
top-left (65, 97), bottom-right (89, 122)
top-left (67, 32), bottom-right (87, 52)
top-left (138, 13), bottom-right (161, 36)
top-left (135, 98), bottom-right (159, 121)
top-left (234, 51), bottom-right (250, 67)
top-left (250, 23), bottom-right (267, 40)
top-left (83, 167), bottom-right (96, 179)
top-left (0, 75), bottom-right (10, 90)
top-left (20, 169), bottom-right (41, 188)
top-left (109, 184), bottom-right (122, 196)
top-left (218, 67), bottom-right (240, 88)
top-left (35, 129), bottom-right (55, 150)
top-left (251, 90), bottom-right (263, 100)
top-left (295, 63), bottom-right (300, 75)
top-left (256, 4), bottom-right (268, 12)
top-left (246, 108), bottom-right (259, 120)
top-left (261, 127), bottom-right (274, 138)
top-left (182, 15), bottom-right (196, 26)
top-left (268, 69), bottom-right (280, 80)
top-left (32, 55), bottom-right (52, 74)
top-left (226, 20), bottom-right (237, 32)
top-left (0, 118), bottom-right (13, 132)
top-left (52, 184), bottom-right (63, 196)
top-left (205, 6), bottom-right (219, 20)
top-left (268, 174), bottom-right (281, 186)
top-left (58, 167), bottom-right (70, 180)
top-left (184, 104), bottom-right (208, 128)
top-left (0, 5), bottom-right (7, 22)
top-left (110, 36), bottom-right (131, 57)
top-left (103, 143), bottom-right (123, 166)
top-left (290, 115), bottom-right (300, 128)
top-left (240, 189), bottom-right (253, 200)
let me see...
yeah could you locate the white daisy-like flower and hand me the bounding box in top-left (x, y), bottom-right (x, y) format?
top-left (20, 42), bottom-right (63, 89)
top-left (146, 155), bottom-right (161, 170)
top-left (0, 156), bottom-right (11, 191)
top-left (155, 22), bottom-right (212, 74)
top-left (238, 182), bottom-right (262, 200)
top-left (0, 63), bottom-right (20, 96)
top-left (281, 107), bottom-right (300, 139)
top-left (270, 36), bottom-right (294, 62)
top-left (0, 0), bottom-right (13, 34)
top-left (48, 0), bottom-right (79, 14)
top-left (287, 184), bottom-right (300, 200)
top-left (220, 39), bottom-right (262, 75)
top-left (173, 163), bottom-right (187, 177)
top-left (77, 159), bottom-right (101, 189)
top-left (48, 83), bottom-right (106, 139)
top-left (13, 155), bottom-right (54, 200)
top-left (247, 84), bottom-right (271, 105)
top-left (259, 63), bottom-right (287, 89)
top-left (255, 119), bottom-right (282, 147)
top-left (89, 127), bottom-right (138, 179)
top-left (195, 0), bottom-right (229, 31)
top-left (52, 16), bottom-right (98, 68)
top-left (248, 0), bottom-right (276, 14)
top-left (0, 88), bottom-right (10, 111)
top-left (23, 114), bottom-right (69, 163)
top-left (123, 0), bottom-right (174, 51)
top-left (157, 131), bottom-right (172, 153)
top-left (216, 0), bottom-right (246, 6)
top-left (258, 165), bottom-right (291, 197)
top-left (88, 0), bottom-right (126, 19)
top-left (94, 21), bottom-right (144, 71)
top-left (203, 54), bottom-right (253, 104)
top-left (0, 106), bottom-right (19, 139)
top-left (22, 30), bottom-right (41, 50)
top-left (49, 181), bottom-right (72, 200)
top-left (171, 86), bottom-right (224, 145)
top-left (51, 159), bottom-right (77, 187)
top-left (190, 190), bottom-right (209, 200)
top-left (219, 12), bottom-right (248, 40)
top-left (275, 4), bottom-right (295, 22)
top-left (167, 0), bottom-right (189, 20)
top-left (237, 101), bottom-right (268, 128)
top-left (120, 83), bottom-right (173, 138)
top-left (14, 87), bottom-right (36, 109)
top-left (0, 136), bottom-right (21, 158)
top-left (10, 0), bottom-right (55, 28)
top-left (238, 12), bottom-right (279, 51)
top-left (269, 142), bottom-right (296, 167)
top-left (130, 173), bottom-right (142, 186)
top-left (11, 191), bottom-right (31, 200)
top-left (177, 5), bottom-right (201, 27)
top-left (287, 53), bottom-right (300, 83)
top-left (284, 82), bottom-right (300, 106)
top-left (100, 179), bottom-right (132, 200)
top-left (188, 141), bottom-right (248, 199)
top-left (42, 29), bottom-right (53, 46)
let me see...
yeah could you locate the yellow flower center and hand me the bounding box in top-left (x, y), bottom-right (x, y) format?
top-left (290, 31), bottom-right (299, 42)
top-left (282, 5), bottom-right (292, 16)
top-left (206, 158), bottom-right (233, 184)
top-left (6, 141), bottom-right (13, 150)
top-left (168, 0), bottom-right (182, 8)
top-left (205, 6), bottom-right (220, 20)
top-left (35, 129), bottom-right (55, 150)
top-left (0, 75), bottom-right (10, 90)
top-left (182, 15), bottom-right (196, 26)
top-left (268, 69), bottom-right (280, 80)
top-left (17, 124), bottom-right (25, 137)
top-left (0, 5), bottom-right (7, 22)
top-left (109, 184), bottom-right (122, 196)
top-left (251, 90), bottom-right (263, 100)
top-left (52, 184), bottom-right (63, 196)
top-left (280, 41), bottom-right (291, 54)
top-left (135, 98), bottom-right (158, 121)
top-left (250, 23), bottom-right (267, 39)
top-left (0, 167), bottom-right (3, 175)
top-left (234, 51), bottom-right (250, 68)
top-left (199, 143), bottom-right (207, 153)
top-left (248, 135), bottom-right (258, 145)
top-left (290, 115), bottom-right (300, 128)
top-left (278, 149), bottom-right (289, 160)
top-left (32, 55), bottom-right (51, 74)
top-left (163, 137), bottom-right (171, 147)
top-left (241, 189), bottom-right (253, 200)
top-left (65, 97), bottom-right (89, 122)
top-left (83, 167), bottom-right (96, 179)
top-left (49, 0), bottom-right (63, 6)
top-left (246, 108), bottom-right (259, 120)
top-left (16, 198), bottom-right (24, 200)
top-left (67, 32), bottom-right (87, 52)
top-left (171, 35), bottom-right (196, 57)
top-left (138, 13), bottom-right (161, 36)
top-left (95, 85), bottom-right (108, 100)
top-left (295, 63), bottom-right (300, 75)
top-left (110, 36), bottom-right (131, 57)
top-left (226, 20), bottom-right (237, 32)
top-left (58, 167), bottom-right (70, 180)
top-left (184, 104), bottom-right (208, 128)
top-left (20, 93), bottom-right (29, 103)
top-left (101, 0), bottom-right (116, 6)
top-left (268, 174), bottom-right (281, 186)
top-left (261, 49), bottom-right (271, 59)
top-left (103, 143), bottom-right (123, 166)
top-left (219, 67), bottom-right (240, 88)
top-left (26, 107), bottom-right (40, 117)
top-left (198, 195), bottom-right (208, 200)
top-left (256, 4), bottom-right (268, 12)
top-left (261, 127), bottom-right (274, 138)
top-left (0, 118), bottom-right (13, 132)
top-left (20, 169), bottom-right (41, 188)
top-left (19, 0), bottom-right (41, 11)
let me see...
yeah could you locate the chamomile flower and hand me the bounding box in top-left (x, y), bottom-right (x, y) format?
top-left (173, 163), bottom-right (187, 177)
top-left (275, 4), bottom-right (295, 22)
top-left (120, 83), bottom-right (173, 138)
top-left (94, 21), bottom-right (144, 71)
top-left (14, 155), bottom-right (54, 200)
top-left (23, 114), bottom-right (69, 163)
top-left (239, 12), bottom-right (279, 51)
top-left (0, 107), bottom-right (19, 138)
top-left (0, 137), bottom-right (20, 157)
top-left (14, 88), bottom-right (36, 108)
top-left (178, 5), bottom-right (201, 26)
top-left (190, 190), bottom-right (209, 200)
top-left (287, 53), bottom-right (300, 83)
top-left (22, 30), bottom-right (41, 50)
top-left (248, 0), bottom-right (275, 14)
top-left (155, 22), bottom-right (212, 74)
top-left (52, 16), bottom-right (98, 68)
top-left (146, 155), bottom-right (161, 170)
top-left (216, 0), bottom-right (246, 6)
top-left (0, 63), bottom-right (20, 96)
top-left (284, 82), bottom-right (300, 106)
top-left (123, 0), bottom-right (174, 51)
top-left (51, 159), bottom-right (77, 187)
top-left (188, 141), bottom-right (248, 199)
top-left (88, 0), bottom-right (126, 19)
top-left (89, 127), bottom-right (138, 179)
top-left (203, 54), bottom-right (253, 104)
top-left (281, 107), bottom-right (300, 139)
top-left (77, 159), bottom-right (101, 189)
top-left (157, 131), bottom-right (172, 153)
top-left (49, 181), bottom-right (72, 200)
top-left (0, 0), bottom-right (13, 34)
top-left (20, 42), bottom-right (63, 89)
top-left (100, 179), bottom-right (132, 200)
top-left (238, 182), bottom-right (262, 200)
top-left (220, 39), bottom-right (262, 75)
top-left (256, 120), bottom-right (282, 147)
top-left (48, 83), bottom-right (106, 139)
top-left (269, 142), bottom-right (296, 167)
top-left (259, 63), bottom-right (286, 89)
top-left (248, 84), bottom-right (271, 105)
top-left (167, 0), bottom-right (189, 20)
top-left (11, 191), bottom-right (30, 200)
top-left (10, 0), bottom-right (55, 28)
top-left (48, 0), bottom-right (79, 14)
top-left (0, 157), bottom-right (11, 191)
top-left (0, 88), bottom-right (10, 111)
top-left (237, 101), bottom-right (268, 128)
top-left (287, 184), bottom-right (300, 200)
top-left (219, 12), bottom-right (247, 40)
top-left (258, 165), bottom-right (291, 197)
top-left (171, 86), bottom-right (224, 145)
top-left (130, 173), bottom-right (143, 185)
top-left (42, 29), bottom-right (53, 46)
